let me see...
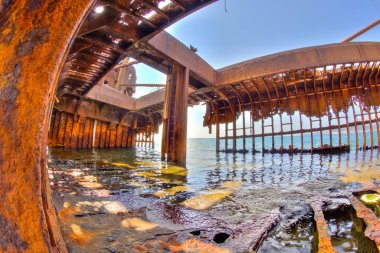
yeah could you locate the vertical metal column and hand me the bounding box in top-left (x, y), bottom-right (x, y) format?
top-left (351, 101), bottom-right (359, 150)
top-left (242, 110), bottom-right (246, 151)
top-left (357, 100), bottom-right (367, 149)
top-left (215, 108), bottom-right (220, 153)
top-left (293, 72), bottom-right (303, 151)
top-left (252, 111), bottom-right (256, 152)
top-left (232, 104), bottom-right (237, 152)
top-left (280, 113), bottom-right (284, 151)
top-left (322, 67), bottom-right (333, 147)
top-left (225, 107), bottom-right (228, 151)
top-left (271, 115), bottom-right (275, 151)
top-left (261, 117), bottom-right (265, 152)
top-left (161, 64), bottom-right (189, 165)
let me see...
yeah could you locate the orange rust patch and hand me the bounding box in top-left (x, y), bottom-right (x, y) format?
top-left (169, 239), bottom-right (233, 253)
top-left (59, 206), bottom-right (81, 219)
top-left (348, 194), bottom-right (380, 248)
top-left (311, 202), bottom-right (338, 253)
top-left (0, 0), bottom-right (94, 252)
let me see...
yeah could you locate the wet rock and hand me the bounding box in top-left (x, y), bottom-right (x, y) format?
top-left (121, 218), bottom-right (158, 231)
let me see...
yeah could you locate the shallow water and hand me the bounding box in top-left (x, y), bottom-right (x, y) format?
top-left (258, 214), bottom-right (317, 253)
top-left (324, 205), bottom-right (378, 253)
top-left (48, 138), bottom-right (380, 252)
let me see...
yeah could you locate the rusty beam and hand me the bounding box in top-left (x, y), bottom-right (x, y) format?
top-left (342, 18), bottom-right (380, 43)
top-left (311, 202), bottom-right (338, 253)
top-left (348, 194), bottom-right (380, 247)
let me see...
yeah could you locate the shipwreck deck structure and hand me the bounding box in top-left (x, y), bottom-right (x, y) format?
top-left (2, 1), bottom-right (380, 252)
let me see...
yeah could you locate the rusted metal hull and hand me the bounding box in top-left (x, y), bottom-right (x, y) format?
top-left (1, 0), bottom-right (218, 251)
top-left (0, 1), bottom-right (94, 252)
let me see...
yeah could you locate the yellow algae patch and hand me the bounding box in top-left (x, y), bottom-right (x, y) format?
top-left (78, 175), bottom-right (102, 188)
top-left (181, 189), bottom-right (233, 210)
top-left (133, 171), bottom-right (158, 179)
top-left (76, 201), bottom-right (128, 214)
top-left (161, 165), bottom-right (187, 176)
top-left (329, 165), bottom-right (380, 185)
top-left (134, 161), bottom-right (162, 167)
top-left (80, 175), bottom-right (97, 181)
top-left (169, 239), bottom-right (232, 253)
top-left (121, 218), bottom-right (157, 231)
top-left (154, 186), bottom-right (191, 198)
top-left (69, 224), bottom-right (92, 245)
top-left (79, 181), bottom-right (103, 189)
top-left (111, 162), bottom-right (136, 169)
top-left (360, 193), bottom-right (380, 204)
top-left (338, 169), bottom-right (380, 185)
top-left (220, 181), bottom-right (242, 190)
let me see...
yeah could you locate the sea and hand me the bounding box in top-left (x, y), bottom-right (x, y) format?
top-left (48, 134), bottom-right (380, 252)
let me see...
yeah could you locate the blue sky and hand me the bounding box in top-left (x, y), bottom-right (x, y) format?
top-left (136, 0), bottom-right (380, 138)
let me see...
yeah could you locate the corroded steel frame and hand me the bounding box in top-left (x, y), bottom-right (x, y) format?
top-left (214, 61), bottom-right (380, 154)
top-left (0, 1), bottom-right (94, 252)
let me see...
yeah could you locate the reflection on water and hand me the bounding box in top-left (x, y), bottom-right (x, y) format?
top-left (48, 138), bottom-right (380, 252)
top-left (258, 214), bottom-right (317, 253)
top-left (324, 205), bottom-right (378, 253)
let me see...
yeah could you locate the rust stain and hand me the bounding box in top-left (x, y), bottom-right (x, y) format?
top-left (311, 202), bottom-right (338, 253)
top-left (348, 194), bottom-right (380, 247)
top-left (26, 0), bottom-right (42, 11)
top-left (0, 216), bottom-right (28, 252)
top-left (0, 0), bottom-right (11, 13)
top-left (0, 0), bottom-right (94, 252)
top-left (16, 28), bottom-right (50, 57)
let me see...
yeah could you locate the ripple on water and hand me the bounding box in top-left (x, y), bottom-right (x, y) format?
top-left (48, 140), bottom-right (380, 252)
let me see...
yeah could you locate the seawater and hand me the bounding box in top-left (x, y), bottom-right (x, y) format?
top-left (48, 137), bottom-right (380, 252)
top-left (225, 132), bottom-right (378, 151)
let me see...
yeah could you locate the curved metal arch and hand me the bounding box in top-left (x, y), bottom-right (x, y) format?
top-left (217, 42), bottom-right (380, 86)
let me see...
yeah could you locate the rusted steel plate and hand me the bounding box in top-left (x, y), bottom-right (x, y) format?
top-left (0, 0), bottom-right (94, 251)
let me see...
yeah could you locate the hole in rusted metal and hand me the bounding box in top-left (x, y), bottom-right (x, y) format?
top-left (213, 232), bottom-right (230, 244)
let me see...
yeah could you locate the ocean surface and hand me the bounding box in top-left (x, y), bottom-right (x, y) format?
top-left (48, 136), bottom-right (380, 252)
top-left (222, 131), bottom-right (378, 151)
